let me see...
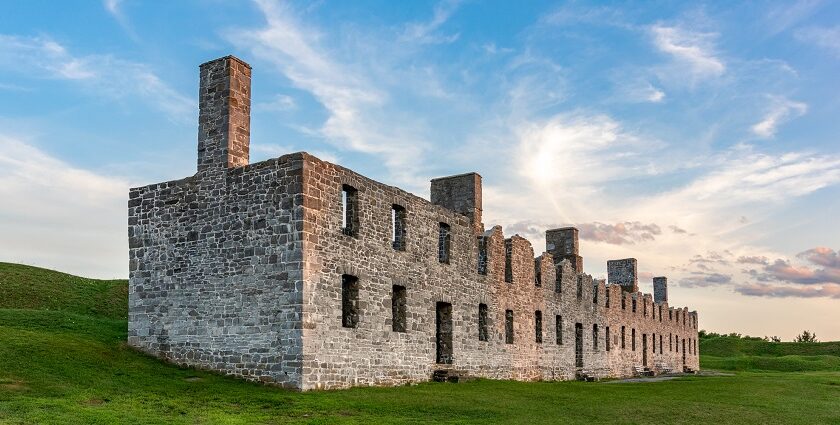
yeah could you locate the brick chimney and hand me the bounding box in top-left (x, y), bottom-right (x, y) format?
top-left (430, 172), bottom-right (483, 234)
top-left (607, 258), bottom-right (639, 293)
top-left (197, 55), bottom-right (251, 173)
top-left (546, 227), bottom-right (583, 273)
top-left (653, 276), bottom-right (668, 303)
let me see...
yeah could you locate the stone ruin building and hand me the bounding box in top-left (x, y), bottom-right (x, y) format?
top-left (127, 56), bottom-right (700, 391)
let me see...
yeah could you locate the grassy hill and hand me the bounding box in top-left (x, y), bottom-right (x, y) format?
top-left (0, 262), bottom-right (127, 319)
top-left (1, 262), bottom-right (839, 424)
top-left (700, 335), bottom-right (840, 372)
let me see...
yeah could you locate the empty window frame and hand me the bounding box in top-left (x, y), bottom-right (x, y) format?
top-left (669, 309), bottom-right (673, 321)
top-left (622, 295), bottom-right (626, 310)
top-left (576, 278), bottom-right (583, 299)
top-left (477, 236), bottom-right (489, 275)
top-left (605, 289), bottom-right (610, 308)
top-left (652, 332), bottom-right (656, 353)
top-left (504, 239), bottom-right (513, 283)
top-left (659, 334), bottom-right (663, 354)
top-left (392, 285), bottom-right (407, 332)
top-left (438, 223), bottom-right (451, 264)
top-left (391, 205), bottom-right (407, 251)
top-left (621, 326), bottom-right (626, 349)
top-left (631, 328), bottom-right (636, 351)
top-left (505, 310), bottom-right (514, 344)
top-left (556, 315), bottom-right (563, 345)
top-left (535, 311), bottom-right (543, 343)
top-left (644, 302), bottom-right (647, 317)
top-left (341, 274), bottom-right (359, 328)
top-left (659, 305), bottom-right (663, 322)
top-left (632, 298), bottom-right (637, 313)
top-left (593, 284), bottom-right (598, 304)
top-left (605, 326), bottom-right (611, 351)
top-left (593, 324), bottom-right (599, 350)
top-left (670, 333), bottom-right (673, 351)
top-left (341, 185), bottom-right (358, 236)
top-left (534, 258), bottom-right (542, 287)
top-left (478, 303), bottom-right (489, 341)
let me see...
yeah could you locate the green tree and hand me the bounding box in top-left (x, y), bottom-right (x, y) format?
top-left (794, 330), bottom-right (818, 343)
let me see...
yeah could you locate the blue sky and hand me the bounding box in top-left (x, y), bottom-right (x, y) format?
top-left (1, 0), bottom-right (839, 340)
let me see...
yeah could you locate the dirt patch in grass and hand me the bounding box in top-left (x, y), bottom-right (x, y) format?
top-left (84, 398), bottom-right (109, 406)
top-left (0, 379), bottom-right (29, 391)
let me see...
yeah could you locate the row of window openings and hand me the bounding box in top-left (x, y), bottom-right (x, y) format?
top-left (614, 326), bottom-right (698, 355)
top-left (343, 274), bottom-right (698, 352)
top-left (342, 185), bottom-right (450, 261)
top-left (343, 186), bottom-right (554, 283)
top-left (344, 188), bottom-right (690, 330)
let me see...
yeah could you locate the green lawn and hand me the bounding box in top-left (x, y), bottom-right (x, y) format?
top-left (1, 263), bottom-right (839, 424)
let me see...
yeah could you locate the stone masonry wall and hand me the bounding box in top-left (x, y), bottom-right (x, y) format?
top-left (128, 154), bottom-right (308, 389)
top-left (297, 154), bottom-right (698, 390)
top-left (128, 55), bottom-right (700, 391)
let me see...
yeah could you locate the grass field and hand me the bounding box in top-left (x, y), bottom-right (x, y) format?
top-left (700, 331), bottom-right (840, 373)
top-left (1, 263), bottom-right (839, 424)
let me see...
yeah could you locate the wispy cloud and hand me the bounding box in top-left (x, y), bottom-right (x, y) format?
top-left (795, 25), bottom-right (840, 57)
top-left (103, 0), bottom-right (140, 41)
top-left (736, 283), bottom-right (840, 299)
top-left (254, 94), bottom-right (297, 112)
top-left (751, 95), bottom-right (807, 138)
top-left (762, 0), bottom-right (824, 36)
top-left (577, 222), bottom-right (662, 245)
top-left (0, 135), bottom-right (129, 278)
top-left (650, 24), bottom-right (725, 82)
top-left (655, 147), bottom-right (840, 205)
top-left (227, 0), bottom-right (436, 184)
top-left (680, 272), bottom-right (732, 288)
top-left (733, 247), bottom-right (840, 299)
top-left (0, 34), bottom-right (193, 122)
top-left (612, 78), bottom-right (666, 103)
top-left (401, 0), bottom-right (461, 44)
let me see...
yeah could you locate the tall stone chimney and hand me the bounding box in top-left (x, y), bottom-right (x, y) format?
top-left (546, 227), bottom-right (583, 273)
top-left (197, 55), bottom-right (251, 173)
top-left (607, 258), bottom-right (639, 293)
top-left (653, 276), bottom-right (668, 303)
top-left (430, 173), bottom-right (483, 234)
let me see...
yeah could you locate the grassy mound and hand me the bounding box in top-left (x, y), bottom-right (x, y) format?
top-left (701, 336), bottom-right (840, 357)
top-left (700, 336), bottom-right (840, 372)
top-left (0, 262), bottom-right (127, 320)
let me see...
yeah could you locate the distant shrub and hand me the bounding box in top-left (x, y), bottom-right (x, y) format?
top-left (794, 330), bottom-right (818, 343)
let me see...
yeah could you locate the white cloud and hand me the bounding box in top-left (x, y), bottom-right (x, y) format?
top-left (763, 0), bottom-right (823, 36)
top-left (0, 136), bottom-right (129, 278)
top-left (103, 0), bottom-right (122, 15)
top-left (650, 24), bottom-right (725, 82)
top-left (401, 0), bottom-right (461, 44)
top-left (103, 0), bottom-right (139, 41)
top-left (254, 94), bottom-right (297, 112)
top-left (514, 112), bottom-right (658, 203)
top-left (751, 96), bottom-right (807, 138)
top-left (227, 0), bottom-right (434, 185)
top-left (796, 25), bottom-right (840, 57)
top-left (613, 79), bottom-right (666, 103)
top-left (0, 34), bottom-right (193, 122)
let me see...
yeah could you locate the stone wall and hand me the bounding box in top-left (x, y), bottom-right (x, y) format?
top-left (128, 155), bottom-right (307, 388)
top-left (296, 154), bottom-right (698, 390)
top-left (128, 55), bottom-right (700, 391)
